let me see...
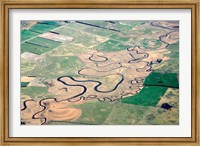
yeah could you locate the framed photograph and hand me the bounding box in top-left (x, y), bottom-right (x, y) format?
top-left (0, 0), bottom-right (199, 145)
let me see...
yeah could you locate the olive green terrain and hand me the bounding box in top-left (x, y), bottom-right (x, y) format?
top-left (21, 20), bottom-right (179, 125)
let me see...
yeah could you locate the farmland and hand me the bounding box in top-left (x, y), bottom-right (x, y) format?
top-left (21, 20), bottom-right (179, 125)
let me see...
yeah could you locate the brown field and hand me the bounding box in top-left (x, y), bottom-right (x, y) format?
top-left (39, 32), bottom-right (73, 42)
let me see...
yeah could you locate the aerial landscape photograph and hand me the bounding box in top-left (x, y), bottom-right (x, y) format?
top-left (20, 20), bottom-right (179, 125)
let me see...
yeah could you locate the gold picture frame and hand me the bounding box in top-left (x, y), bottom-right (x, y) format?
top-left (0, 0), bottom-right (199, 145)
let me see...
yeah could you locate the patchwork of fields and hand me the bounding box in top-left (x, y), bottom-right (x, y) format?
top-left (21, 20), bottom-right (179, 125)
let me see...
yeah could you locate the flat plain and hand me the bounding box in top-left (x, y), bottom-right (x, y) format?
top-left (20, 20), bottom-right (179, 125)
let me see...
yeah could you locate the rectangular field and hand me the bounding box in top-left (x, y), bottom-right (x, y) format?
top-left (21, 37), bottom-right (61, 55)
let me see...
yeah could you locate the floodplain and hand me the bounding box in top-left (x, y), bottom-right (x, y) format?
top-left (21, 20), bottom-right (179, 125)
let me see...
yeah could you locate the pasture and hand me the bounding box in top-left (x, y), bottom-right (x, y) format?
top-left (21, 37), bottom-right (61, 55)
top-left (21, 30), bottom-right (38, 42)
top-left (121, 86), bottom-right (168, 106)
top-left (95, 39), bottom-right (130, 52)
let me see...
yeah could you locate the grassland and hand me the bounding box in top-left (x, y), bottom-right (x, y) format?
top-left (140, 39), bottom-right (162, 49)
top-left (133, 28), bottom-right (152, 35)
top-left (46, 44), bottom-right (88, 56)
top-left (109, 34), bottom-right (130, 42)
top-left (21, 30), bottom-right (38, 42)
top-left (29, 56), bottom-right (84, 78)
top-left (95, 39), bottom-right (130, 52)
top-left (47, 100), bottom-right (160, 125)
top-left (28, 37), bottom-right (61, 48)
top-left (54, 27), bottom-right (103, 48)
top-left (21, 37), bottom-right (61, 55)
top-left (21, 42), bottom-right (51, 55)
top-left (55, 21), bottom-right (136, 50)
top-left (114, 21), bottom-right (146, 33)
top-left (144, 72), bottom-right (179, 88)
top-left (121, 72), bottom-right (178, 106)
top-left (21, 86), bottom-right (49, 98)
top-left (48, 98), bottom-right (178, 125)
top-left (84, 27), bottom-right (115, 37)
top-left (104, 101), bottom-right (166, 125)
top-left (75, 101), bottom-right (115, 124)
top-left (20, 20), bottom-right (179, 125)
top-left (65, 22), bottom-right (90, 30)
top-left (79, 20), bottom-right (109, 28)
top-left (155, 42), bottom-right (179, 74)
top-left (21, 59), bottom-right (37, 76)
top-left (30, 21), bottom-right (62, 33)
top-left (66, 21), bottom-right (145, 35)
top-left (121, 86), bottom-right (168, 106)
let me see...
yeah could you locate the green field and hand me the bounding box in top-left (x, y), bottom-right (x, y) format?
top-left (28, 37), bottom-right (61, 48)
top-left (48, 98), bottom-right (178, 125)
top-left (75, 99), bottom-right (162, 124)
top-left (21, 21), bottom-right (62, 42)
top-left (140, 39), bottom-right (162, 49)
top-left (109, 34), bottom-right (130, 42)
top-left (50, 100), bottom-right (158, 125)
top-left (21, 86), bottom-right (48, 98)
top-left (29, 56), bottom-right (84, 78)
top-left (20, 20), bottom-right (179, 125)
top-left (46, 44), bottom-right (88, 56)
top-left (21, 37), bottom-right (61, 55)
top-left (121, 72), bottom-right (178, 106)
top-left (21, 82), bottom-right (30, 87)
top-left (84, 27), bottom-right (115, 37)
top-left (133, 28), bottom-right (152, 35)
top-left (75, 101), bottom-right (115, 124)
top-left (21, 42), bottom-right (51, 55)
top-left (54, 27), bottom-right (78, 36)
top-left (48, 98), bottom-right (177, 125)
top-left (144, 72), bottom-right (179, 88)
top-left (21, 59), bottom-right (37, 75)
top-left (95, 39), bottom-right (129, 52)
top-left (74, 21), bottom-right (117, 37)
top-left (21, 30), bottom-right (38, 42)
top-left (30, 21), bottom-right (62, 33)
top-left (121, 86), bottom-right (167, 106)
top-left (65, 22), bottom-right (90, 31)
top-left (80, 20), bottom-right (109, 27)
top-left (156, 42), bottom-right (179, 74)
top-left (104, 101), bottom-right (162, 125)
top-left (114, 21), bottom-right (146, 33)
top-left (67, 21), bottom-right (145, 35)
top-left (55, 27), bottom-right (102, 47)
